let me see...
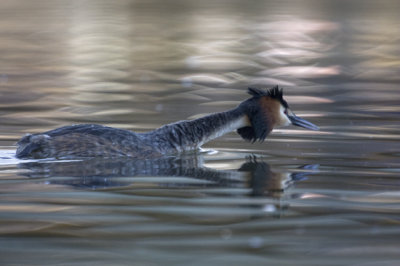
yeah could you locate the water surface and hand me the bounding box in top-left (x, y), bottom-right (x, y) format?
top-left (1, 0), bottom-right (400, 265)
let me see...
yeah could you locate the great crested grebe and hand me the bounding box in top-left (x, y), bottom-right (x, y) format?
top-left (16, 86), bottom-right (319, 159)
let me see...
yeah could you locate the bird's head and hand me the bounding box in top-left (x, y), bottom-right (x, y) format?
top-left (237, 86), bottom-right (319, 142)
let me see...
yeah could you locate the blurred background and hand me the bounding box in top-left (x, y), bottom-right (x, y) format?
top-left (0, 0), bottom-right (400, 265)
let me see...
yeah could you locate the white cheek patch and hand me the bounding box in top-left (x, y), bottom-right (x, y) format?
top-left (278, 105), bottom-right (291, 127)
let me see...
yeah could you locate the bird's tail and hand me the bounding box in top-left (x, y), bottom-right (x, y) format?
top-left (16, 134), bottom-right (51, 159)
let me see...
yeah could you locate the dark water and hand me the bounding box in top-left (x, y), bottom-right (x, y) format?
top-left (1, 0), bottom-right (400, 265)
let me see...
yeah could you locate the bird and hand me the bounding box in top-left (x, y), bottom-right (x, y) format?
top-left (16, 86), bottom-right (319, 159)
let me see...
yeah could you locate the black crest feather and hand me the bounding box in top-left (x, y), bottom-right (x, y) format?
top-left (247, 86), bottom-right (288, 108)
top-left (248, 85), bottom-right (282, 99)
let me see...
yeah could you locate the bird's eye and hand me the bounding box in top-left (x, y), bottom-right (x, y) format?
top-left (284, 109), bottom-right (288, 115)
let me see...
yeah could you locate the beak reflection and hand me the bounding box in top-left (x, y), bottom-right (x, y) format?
top-left (288, 114), bottom-right (319, 131)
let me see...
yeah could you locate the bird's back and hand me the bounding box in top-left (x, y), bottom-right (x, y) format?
top-left (16, 124), bottom-right (160, 159)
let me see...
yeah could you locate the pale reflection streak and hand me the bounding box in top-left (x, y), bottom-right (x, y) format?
top-left (259, 65), bottom-right (341, 78)
top-left (66, 5), bottom-right (132, 101)
top-left (63, 9), bottom-right (342, 106)
top-left (182, 14), bottom-right (252, 86)
top-left (284, 96), bottom-right (333, 104)
top-left (349, 20), bottom-right (400, 81)
top-left (252, 19), bottom-right (340, 82)
top-left (182, 17), bottom-right (341, 87)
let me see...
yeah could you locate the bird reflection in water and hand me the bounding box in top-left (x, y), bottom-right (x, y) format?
top-left (18, 154), bottom-right (317, 199)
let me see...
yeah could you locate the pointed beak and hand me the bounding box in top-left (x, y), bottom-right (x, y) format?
top-left (288, 114), bottom-right (319, 131)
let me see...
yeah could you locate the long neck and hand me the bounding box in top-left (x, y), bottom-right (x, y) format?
top-left (145, 106), bottom-right (250, 154)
